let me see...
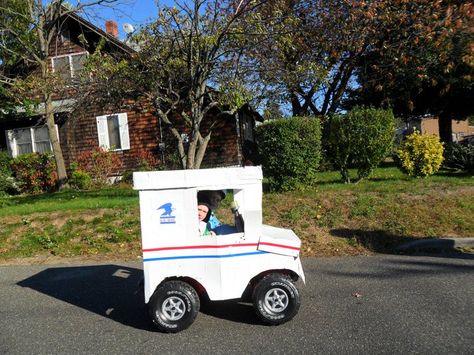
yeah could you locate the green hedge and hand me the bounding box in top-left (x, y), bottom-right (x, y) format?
top-left (327, 107), bottom-right (395, 183)
top-left (256, 117), bottom-right (321, 191)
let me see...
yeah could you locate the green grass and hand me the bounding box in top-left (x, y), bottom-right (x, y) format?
top-left (314, 167), bottom-right (473, 193)
top-left (0, 187), bottom-right (141, 261)
top-left (0, 187), bottom-right (138, 216)
top-left (0, 167), bottom-right (472, 262)
top-left (264, 167), bottom-right (473, 256)
top-left (350, 195), bottom-right (376, 217)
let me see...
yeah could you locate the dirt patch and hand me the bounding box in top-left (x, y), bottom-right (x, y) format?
top-left (0, 210), bottom-right (111, 233)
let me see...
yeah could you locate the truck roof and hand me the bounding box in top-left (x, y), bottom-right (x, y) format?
top-left (133, 166), bottom-right (263, 191)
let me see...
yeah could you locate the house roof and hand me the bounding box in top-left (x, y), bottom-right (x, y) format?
top-left (239, 103), bottom-right (264, 122)
top-left (2, 7), bottom-right (134, 78)
top-left (60, 10), bottom-right (135, 55)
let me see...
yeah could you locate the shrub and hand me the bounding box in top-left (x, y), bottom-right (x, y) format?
top-left (10, 153), bottom-right (58, 193)
top-left (69, 169), bottom-right (92, 190)
top-left (0, 150), bottom-right (18, 196)
top-left (256, 116), bottom-right (321, 191)
top-left (0, 173), bottom-right (18, 196)
top-left (443, 141), bottom-right (474, 172)
top-left (121, 169), bottom-right (134, 185)
top-left (108, 150), bottom-right (161, 185)
top-left (396, 131), bottom-right (444, 177)
top-left (76, 146), bottom-right (123, 186)
top-left (132, 149), bottom-right (160, 171)
top-left (327, 107), bottom-right (395, 183)
top-left (0, 150), bottom-right (13, 176)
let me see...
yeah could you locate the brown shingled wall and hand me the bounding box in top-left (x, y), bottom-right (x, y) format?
top-left (25, 31), bottom-right (244, 173)
top-left (63, 98), bottom-right (160, 175)
top-left (201, 116), bottom-right (240, 168)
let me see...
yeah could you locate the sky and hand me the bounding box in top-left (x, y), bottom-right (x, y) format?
top-left (75, 0), bottom-right (175, 39)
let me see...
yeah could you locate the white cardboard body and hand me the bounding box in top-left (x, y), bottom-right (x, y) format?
top-left (134, 166), bottom-right (305, 303)
top-left (258, 225), bottom-right (302, 257)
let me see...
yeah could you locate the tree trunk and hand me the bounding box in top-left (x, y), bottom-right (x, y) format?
top-left (187, 137), bottom-right (197, 169)
top-left (176, 139), bottom-right (187, 169)
top-left (194, 133), bottom-right (211, 169)
top-left (290, 92), bottom-right (303, 117)
top-left (438, 113), bottom-right (453, 145)
top-left (45, 96), bottom-right (68, 189)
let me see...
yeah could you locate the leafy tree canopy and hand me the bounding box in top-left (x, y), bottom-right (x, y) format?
top-left (346, 0), bottom-right (474, 143)
top-left (239, 0), bottom-right (473, 126)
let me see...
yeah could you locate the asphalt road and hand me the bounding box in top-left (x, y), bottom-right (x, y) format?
top-left (1, 254), bottom-right (473, 354)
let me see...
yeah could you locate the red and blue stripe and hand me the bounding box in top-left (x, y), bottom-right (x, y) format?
top-left (142, 242), bottom-right (300, 262)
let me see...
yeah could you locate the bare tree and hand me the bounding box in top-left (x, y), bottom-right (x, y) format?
top-left (83, 0), bottom-right (269, 169)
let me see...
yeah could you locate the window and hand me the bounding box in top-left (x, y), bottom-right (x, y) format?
top-left (61, 28), bottom-right (70, 42)
top-left (52, 52), bottom-right (87, 80)
top-left (96, 113), bottom-right (130, 150)
top-left (240, 112), bottom-right (255, 141)
top-left (6, 126), bottom-right (53, 157)
top-left (196, 189), bottom-right (244, 236)
top-left (243, 117), bottom-right (254, 141)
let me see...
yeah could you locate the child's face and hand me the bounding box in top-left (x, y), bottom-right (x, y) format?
top-left (208, 192), bottom-right (223, 207)
top-left (198, 204), bottom-right (209, 221)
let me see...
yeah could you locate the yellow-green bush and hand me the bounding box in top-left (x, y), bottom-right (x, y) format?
top-left (396, 131), bottom-right (444, 177)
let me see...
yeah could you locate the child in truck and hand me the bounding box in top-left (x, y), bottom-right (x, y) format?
top-left (198, 202), bottom-right (216, 236)
top-left (198, 190), bottom-right (237, 235)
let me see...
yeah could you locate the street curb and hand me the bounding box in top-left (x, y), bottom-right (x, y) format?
top-left (395, 237), bottom-right (474, 252)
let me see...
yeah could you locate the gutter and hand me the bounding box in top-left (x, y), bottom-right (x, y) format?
top-left (13, 98), bottom-right (77, 115)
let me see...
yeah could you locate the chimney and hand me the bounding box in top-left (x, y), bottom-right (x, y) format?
top-left (105, 20), bottom-right (118, 38)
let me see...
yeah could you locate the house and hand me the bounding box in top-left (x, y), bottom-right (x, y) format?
top-left (414, 116), bottom-right (474, 143)
top-left (397, 115), bottom-right (474, 143)
top-left (0, 10), bottom-right (262, 177)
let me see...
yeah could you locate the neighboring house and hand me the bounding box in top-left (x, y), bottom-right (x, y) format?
top-left (0, 11), bottom-right (262, 177)
top-left (397, 115), bottom-right (474, 143)
top-left (202, 103), bottom-right (262, 168)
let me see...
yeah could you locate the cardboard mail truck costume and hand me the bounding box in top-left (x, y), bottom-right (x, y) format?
top-left (134, 166), bottom-right (305, 332)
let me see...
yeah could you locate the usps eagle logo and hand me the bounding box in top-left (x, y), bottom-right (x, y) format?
top-left (157, 203), bottom-right (176, 224)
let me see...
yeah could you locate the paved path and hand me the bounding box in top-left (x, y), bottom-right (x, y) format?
top-left (1, 254), bottom-right (473, 354)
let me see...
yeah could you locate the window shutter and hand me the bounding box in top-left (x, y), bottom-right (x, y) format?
top-left (5, 130), bottom-right (16, 157)
top-left (96, 115), bottom-right (109, 148)
top-left (118, 113), bottom-right (130, 150)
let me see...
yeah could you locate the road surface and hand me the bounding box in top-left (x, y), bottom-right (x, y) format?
top-left (1, 254), bottom-right (473, 354)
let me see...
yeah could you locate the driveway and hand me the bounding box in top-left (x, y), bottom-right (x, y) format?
top-left (1, 254), bottom-right (473, 354)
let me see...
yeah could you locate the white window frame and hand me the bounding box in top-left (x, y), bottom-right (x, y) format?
top-left (96, 113), bottom-right (130, 151)
top-left (51, 51), bottom-right (88, 79)
top-left (6, 125), bottom-right (57, 158)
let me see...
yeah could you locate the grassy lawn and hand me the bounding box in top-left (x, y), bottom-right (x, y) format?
top-left (0, 187), bottom-right (141, 262)
top-left (0, 167), bottom-right (472, 263)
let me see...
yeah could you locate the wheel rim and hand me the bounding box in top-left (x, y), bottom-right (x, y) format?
top-left (264, 287), bottom-right (289, 313)
top-left (161, 296), bottom-right (186, 321)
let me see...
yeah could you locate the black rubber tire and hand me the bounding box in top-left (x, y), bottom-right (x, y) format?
top-left (148, 281), bottom-right (200, 333)
top-left (252, 273), bottom-right (300, 325)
